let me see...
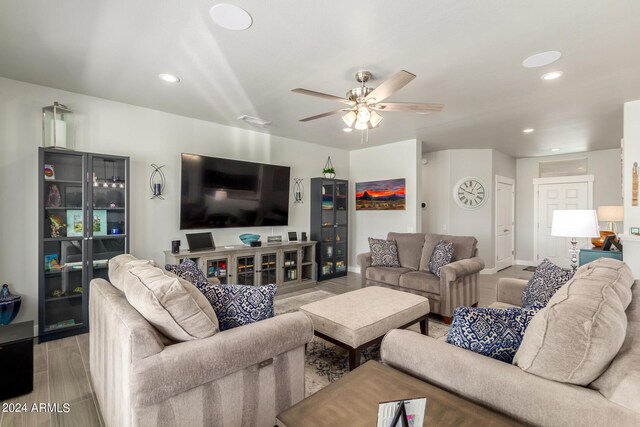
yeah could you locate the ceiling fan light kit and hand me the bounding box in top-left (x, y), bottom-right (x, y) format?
top-left (292, 69), bottom-right (444, 142)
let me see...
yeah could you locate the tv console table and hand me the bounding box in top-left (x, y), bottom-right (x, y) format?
top-left (164, 241), bottom-right (317, 288)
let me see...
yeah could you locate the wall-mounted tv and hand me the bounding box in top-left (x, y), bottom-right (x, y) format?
top-left (180, 154), bottom-right (291, 229)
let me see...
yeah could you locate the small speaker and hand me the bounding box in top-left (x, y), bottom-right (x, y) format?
top-left (301, 232), bottom-right (307, 241)
top-left (250, 241), bottom-right (262, 247)
top-left (171, 240), bottom-right (181, 254)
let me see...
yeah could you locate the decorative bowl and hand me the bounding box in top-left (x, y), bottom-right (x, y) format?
top-left (239, 234), bottom-right (260, 245)
top-left (0, 284), bottom-right (21, 325)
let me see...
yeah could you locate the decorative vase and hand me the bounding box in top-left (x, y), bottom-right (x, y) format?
top-left (591, 230), bottom-right (615, 248)
top-left (0, 284), bottom-right (22, 325)
top-left (239, 234), bottom-right (261, 245)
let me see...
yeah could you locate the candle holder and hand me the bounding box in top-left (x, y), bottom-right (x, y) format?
top-left (42, 102), bottom-right (74, 149)
top-left (150, 164), bottom-right (166, 199)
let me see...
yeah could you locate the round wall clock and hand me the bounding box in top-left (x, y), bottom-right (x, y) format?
top-left (453, 177), bottom-right (487, 209)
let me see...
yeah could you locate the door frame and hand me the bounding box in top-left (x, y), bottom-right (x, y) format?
top-left (532, 175), bottom-right (594, 263)
top-left (494, 175), bottom-right (515, 272)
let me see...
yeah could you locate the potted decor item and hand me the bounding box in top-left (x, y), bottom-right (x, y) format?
top-left (323, 156), bottom-right (336, 179)
top-left (0, 284), bottom-right (22, 325)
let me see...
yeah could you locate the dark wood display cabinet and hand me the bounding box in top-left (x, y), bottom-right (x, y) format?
top-left (38, 148), bottom-right (129, 342)
top-left (310, 178), bottom-right (348, 281)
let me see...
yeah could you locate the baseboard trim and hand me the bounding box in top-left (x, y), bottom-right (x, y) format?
top-left (480, 267), bottom-right (498, 275)
top-left (348, 266), bottom-right (361, 274)
top-left (515, 259), bottom-right (538, 266)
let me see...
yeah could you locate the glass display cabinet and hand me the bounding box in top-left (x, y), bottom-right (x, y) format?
top-left (39, 148), bottom-right (129, 342)
top-left (310, 178), bottom-right (349, 281)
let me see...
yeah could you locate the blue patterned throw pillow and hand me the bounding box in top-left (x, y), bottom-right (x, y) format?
top-left (522, 259), bottom-right (574, 309)
top-left (446, 306), bottom-right (539, 363)
top-left (428, 240), bottom-right (454, 277)
top-left (165, 258), bottom-right (209, 288)
top-left (198, 284), bottom-right (276, 331)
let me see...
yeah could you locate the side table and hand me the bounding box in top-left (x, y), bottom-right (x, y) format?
top-left (0, 320), bottom-right (34, 400)
top-left (578, 247), bottom-right (623, 266)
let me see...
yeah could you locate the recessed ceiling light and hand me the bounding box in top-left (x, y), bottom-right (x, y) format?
top-left (210, 4), bottom-right (253, 30)
top-left (522, 51), bottom-right (562, 68)
top-left (343, 128), bottom-right (353, 132)
top-left (158, 73), bottom-right (180, 83)
top-left (523, 128), bottom-right (535, 133)
top-left (551, 148), bottom-right (560, 152)
top-left (541, 71), bottom-right (563, 80)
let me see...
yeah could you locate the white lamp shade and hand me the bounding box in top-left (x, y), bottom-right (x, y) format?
top-left (342, 111), bottom-right (356, 127)
top-left (596, 205), bottom-right (624, 222)
top-left (551, 209), bottom-right (600, 238)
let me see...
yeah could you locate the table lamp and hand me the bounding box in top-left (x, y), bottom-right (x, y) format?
top-left (593, 206), bottom-right (623, 247)
top-left (551, 209), bottom-right (600, 271)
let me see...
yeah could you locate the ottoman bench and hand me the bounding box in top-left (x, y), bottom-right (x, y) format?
top-left (299, 286), bottom-right (430, 370)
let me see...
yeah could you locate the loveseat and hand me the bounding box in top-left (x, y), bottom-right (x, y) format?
top-left (89, 255), bottom-right (314, 427)
top-left (381, 258), bottom-right (640, 426)
top-left (357, 232), bottom-right (484, 323)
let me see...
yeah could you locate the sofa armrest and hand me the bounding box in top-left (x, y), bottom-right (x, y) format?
top-left (357, 252), bottom-right (372, 286)
top-left (381, 330), bottom-right (640, 426)
top-left (439, 256), bottom-right (485, 283)
top-left (130, 311), bottom-right (313, 407)
top-left (496, 277), bottom-right (528, 306)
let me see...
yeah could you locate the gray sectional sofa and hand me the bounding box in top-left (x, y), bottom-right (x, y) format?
top-left (381, 258), bottom-right (640, 426)
top-left (357, 232), bottom-right (484, 323)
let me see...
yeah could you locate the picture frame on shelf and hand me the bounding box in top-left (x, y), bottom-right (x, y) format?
top-left (93, 210), bottom-right (107, 236)
top-left (44, 164), bottom-right (55, 180)
top-left (66, 210), bottom-right (83, 237)
top-left (631, 227), bottom-right (640, 236)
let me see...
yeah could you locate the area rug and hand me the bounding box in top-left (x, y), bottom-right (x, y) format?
top-left (273, 288), bottom-right (450, 397)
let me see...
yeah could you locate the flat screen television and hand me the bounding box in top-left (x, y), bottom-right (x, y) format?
top-left (180, 154), bottom-right (290, 229)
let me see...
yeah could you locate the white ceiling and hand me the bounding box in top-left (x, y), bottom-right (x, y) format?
top-left (1, 0), bottom-right (639, 157)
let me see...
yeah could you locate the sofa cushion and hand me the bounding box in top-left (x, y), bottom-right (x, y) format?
top-left (197, 284), bottom-right (276, 331)
top-left (419, 234), bottom-right (478, 270)
top-left (123, 262), bottom-right (219, 341)
top-left (368, 238), bottom-right (401, 267)
top-left (428, 240), bottom-right (454, 278)
top-left (522, 258), bottom-right (574, 309)
top-left (366, 267), bottom-right (413, 286)
top-left (590, 280), bottom-right (640, 412)
top-left (514, 258), bottom-right (634, 385)
top-left (398, 271), bottom-right (440, 295)
top-left (447, 306), bottom-right (539, 363)
top-left (387, 232), bottom-right (425, 270)
top-left (109, 254), bottom-right (158, 292)
top-left (165, 258), bottom-right (209, 288)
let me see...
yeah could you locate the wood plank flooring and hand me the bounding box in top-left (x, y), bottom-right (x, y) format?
top-left (0, 267), bottom-right (531, 427)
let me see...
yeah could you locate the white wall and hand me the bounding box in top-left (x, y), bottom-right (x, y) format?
top-left (621, 100), bottom-right (640, 278)
top-left (348, 139), bottom-right (421, 271)
top-left (421, 149), bottom-right (516, 270)
top-left (0, 76), bottom-right (350, 326)
top-left (515, 148), bottom-right (623, 263)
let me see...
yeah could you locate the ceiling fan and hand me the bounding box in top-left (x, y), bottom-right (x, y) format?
top-left (292, 70), bottom-right (443, 139)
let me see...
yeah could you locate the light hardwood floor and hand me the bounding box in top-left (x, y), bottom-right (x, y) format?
top-left (0, 267), bottom-right (532, 427)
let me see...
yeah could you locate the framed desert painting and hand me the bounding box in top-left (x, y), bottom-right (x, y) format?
top-left (355, 178), bottom-right (406, 210)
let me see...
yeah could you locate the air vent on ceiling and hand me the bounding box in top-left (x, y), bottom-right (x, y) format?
top-left (238, 115), bottom-right (271, 129)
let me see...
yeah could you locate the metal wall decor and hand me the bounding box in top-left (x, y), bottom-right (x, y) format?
top-left (150, 163), bottom-right (166, 199)
top-left (293, 178), bottom-right (304, 203)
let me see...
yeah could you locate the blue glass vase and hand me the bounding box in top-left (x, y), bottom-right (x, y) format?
top-left (0, 284), bottom-right (21, 325)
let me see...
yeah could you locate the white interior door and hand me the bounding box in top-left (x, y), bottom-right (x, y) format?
top-left (537, 182), bottom-right (589, 268)
top-left (495, 178), bottom-right (514, 271)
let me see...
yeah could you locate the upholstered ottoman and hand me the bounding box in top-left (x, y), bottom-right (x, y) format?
top-left (299, 286), bottom-right (430, 370)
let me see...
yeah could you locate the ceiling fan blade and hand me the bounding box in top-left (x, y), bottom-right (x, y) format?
top-left (299, 109), bottom-right (348, 122)
top-left (292, 88), bottom-right (354, 105)
top-left (372, 102), bottom-right (444, 112)
top-left (365, 70), bottom-right (416, 103)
